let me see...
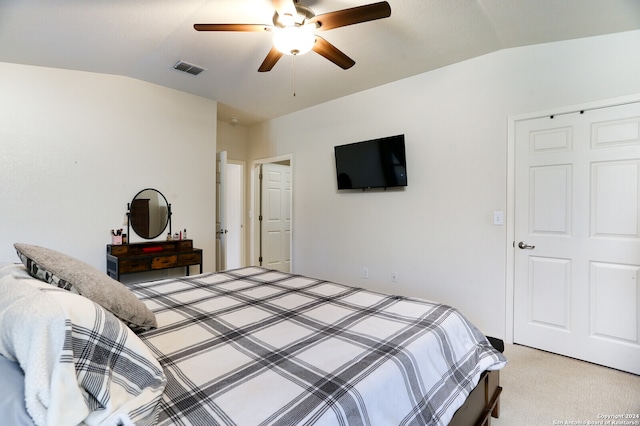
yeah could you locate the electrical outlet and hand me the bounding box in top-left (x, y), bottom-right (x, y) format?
top-left (362, 267), bottom-right (369, 279)
top-left (391, 271), bottom-right (398, 282)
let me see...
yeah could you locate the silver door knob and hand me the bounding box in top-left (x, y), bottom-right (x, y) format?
top-left (518, 241), bottom-right (535, 250)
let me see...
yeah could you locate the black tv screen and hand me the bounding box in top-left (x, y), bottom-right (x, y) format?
top-left (334, 134), bottom-right (407, 190)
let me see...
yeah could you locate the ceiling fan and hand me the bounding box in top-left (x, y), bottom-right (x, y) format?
top-left (194, 0), bottom-right (391, 72)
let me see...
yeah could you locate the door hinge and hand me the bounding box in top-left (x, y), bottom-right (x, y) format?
top-left (259, 256), bottom-right (263, 264)
top-left (259, 215), bottom-right (263, 221)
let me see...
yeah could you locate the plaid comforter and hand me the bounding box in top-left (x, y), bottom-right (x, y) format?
top-left (132, 267), bottom-right (506, 426)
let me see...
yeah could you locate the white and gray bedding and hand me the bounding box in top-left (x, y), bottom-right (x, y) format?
top-left (1, 248), bottom-right (506, 426)
top-left (132, 267), bottom-right (506, 426)
top-left (0, 264), bottom-right (166, 426)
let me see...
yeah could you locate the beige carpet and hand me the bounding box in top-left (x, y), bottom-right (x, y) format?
top-left (492, 344), bottom-right (640, 425)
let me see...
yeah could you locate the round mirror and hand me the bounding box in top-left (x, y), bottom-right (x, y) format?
top-left (129, 188), bottom-right (170, 239)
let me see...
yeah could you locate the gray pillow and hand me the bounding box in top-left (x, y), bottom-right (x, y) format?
top-left (14, 243), bottom-right (157, 332)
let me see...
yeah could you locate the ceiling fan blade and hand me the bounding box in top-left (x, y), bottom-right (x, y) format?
top-left (310, 1), bottom-right (391, 31)
top-left (194, 23), bottom-right (270, 32)
top-left (312, 36), bottom-right (355, 70)
top-left (258, 47), bottom-right (284, 72)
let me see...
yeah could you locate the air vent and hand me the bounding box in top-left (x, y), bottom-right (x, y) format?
top-left (173, 60), bottom-right (206, 76)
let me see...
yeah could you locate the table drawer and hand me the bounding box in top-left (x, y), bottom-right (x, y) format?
top-left (178, 252), bottom-right (202, 266)
top-left (151, 255), bottom-right (178, 270)
top-left (177, 240), bottom-right (193, 250)
top-left (109, 245), bottom-right (129, 256)
top-left (120, 258), bottom-right (151, 273)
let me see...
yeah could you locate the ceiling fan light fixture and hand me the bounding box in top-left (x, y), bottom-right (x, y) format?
top-left (273, 26), bottom-right (315, 55)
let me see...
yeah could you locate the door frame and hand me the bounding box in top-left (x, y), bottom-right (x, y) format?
top-left (505, 93), bottom-right (640, 344)
top-left (216, 151), bottom-right (227, 272)
top-left (249, 154), bottom-right (294, 269)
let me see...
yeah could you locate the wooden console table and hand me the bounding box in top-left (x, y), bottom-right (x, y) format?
top-left (106, 239), bottom-right (202, 281)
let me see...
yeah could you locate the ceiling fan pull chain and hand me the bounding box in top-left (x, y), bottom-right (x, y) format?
top-left (292, 55), bottom-right (297, 97)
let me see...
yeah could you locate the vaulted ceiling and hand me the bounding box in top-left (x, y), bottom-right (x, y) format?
top-left (1, 0), bottom-right (639, 126)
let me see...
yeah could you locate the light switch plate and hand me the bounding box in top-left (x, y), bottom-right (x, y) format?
top-left (493, 211), bottom-right (504, 225)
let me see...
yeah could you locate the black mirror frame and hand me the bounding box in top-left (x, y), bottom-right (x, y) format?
top-left (127, 188), bottom-right (172, 240)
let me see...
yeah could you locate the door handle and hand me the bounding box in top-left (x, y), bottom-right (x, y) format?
top-left (518, 241), bottom-right (535, 250)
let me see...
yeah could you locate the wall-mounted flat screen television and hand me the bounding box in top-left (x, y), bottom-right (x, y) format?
top-left (334, 134), bottom-right (407, 190)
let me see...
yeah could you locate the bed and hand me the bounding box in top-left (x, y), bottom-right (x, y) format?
top-left (0, 244), bottom-right (506, 426)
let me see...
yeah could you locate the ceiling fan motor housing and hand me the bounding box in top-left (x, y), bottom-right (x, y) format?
top-left (273, 3), bottom-right (315, 28)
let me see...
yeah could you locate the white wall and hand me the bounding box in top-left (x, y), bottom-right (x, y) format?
top-left (217, 120), bottom-right (249, 161)
top-left (0, 62), bottom-right (218, 273)
top-left (248, 30), bottom-right (640, 338)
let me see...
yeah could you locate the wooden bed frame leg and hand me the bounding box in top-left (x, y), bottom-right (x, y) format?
top-left (481, 373), bottom-right (502, 425)
top-left (488, 370), bottom-right (501, 420)
top-left (491, 391), bottom-right (501, 418)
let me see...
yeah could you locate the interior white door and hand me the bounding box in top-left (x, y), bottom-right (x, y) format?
top-left (260, 163), bottom-right (291, 272)
top-left (215, 151), bottom-right (227, 271)
top-left (514, 101), bottom-right (640, 374)
top-left (225, 161), bottom-right (244, 269)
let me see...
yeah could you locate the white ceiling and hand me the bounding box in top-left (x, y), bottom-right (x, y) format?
top-left (1, 0), bottom-right (639, 126)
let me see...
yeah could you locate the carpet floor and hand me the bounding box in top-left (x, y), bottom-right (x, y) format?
top-left (491, 344), bottom-right (640, 425)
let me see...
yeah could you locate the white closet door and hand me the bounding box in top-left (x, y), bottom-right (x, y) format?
top-left (514, 101), bottom-right (640, 374)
